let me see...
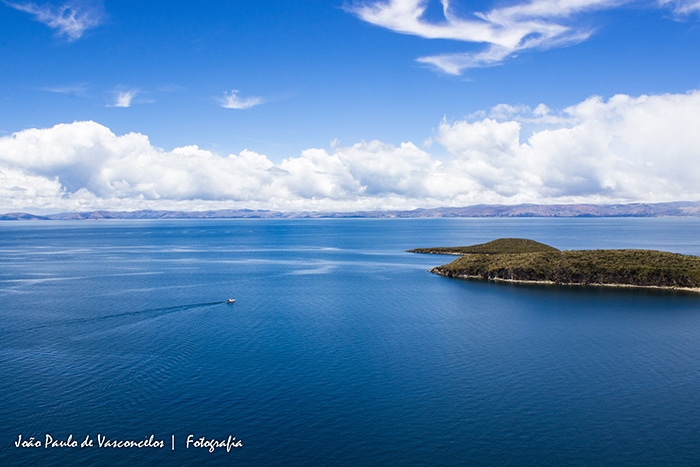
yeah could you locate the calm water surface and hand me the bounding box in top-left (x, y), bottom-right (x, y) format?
top-left (1, 218), bottom-right (700, 466)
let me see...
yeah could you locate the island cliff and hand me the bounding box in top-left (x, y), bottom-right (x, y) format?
top-left (410, 238), bottom-right (700, 291)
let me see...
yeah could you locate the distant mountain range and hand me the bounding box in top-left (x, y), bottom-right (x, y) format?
top-left (2, 201), bottom-right (700, 220)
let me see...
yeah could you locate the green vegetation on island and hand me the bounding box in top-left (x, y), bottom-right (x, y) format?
top-left (409, 238), bottom-right (559, 255)
top-left (409, 238), bottom-right (700, 291)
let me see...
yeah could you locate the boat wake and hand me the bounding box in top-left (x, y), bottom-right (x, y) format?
top-left (13, 301), bottom-right (229, 335)
top-left (92, 301), bottom-right (226, 322)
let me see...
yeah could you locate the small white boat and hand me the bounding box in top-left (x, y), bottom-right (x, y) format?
top-left (227, 298), bottom-right (236, 304)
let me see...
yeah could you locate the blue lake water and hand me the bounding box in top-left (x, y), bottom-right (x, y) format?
top-left (1, 217), bottom-right (700, 466)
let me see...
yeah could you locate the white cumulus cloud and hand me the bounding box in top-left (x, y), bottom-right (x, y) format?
top-left (2, 89), bottom-right (700, 213)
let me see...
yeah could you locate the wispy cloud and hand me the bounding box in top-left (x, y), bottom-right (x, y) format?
top-left (659, 0), bottom-right (700, 15)
top-left (38, 83), bottom-right (89, 96)
top-left (219, 90), bottom-right (264, 110)
top-left (4, 0), bottom-right (103, 41)
top-left (347, 0), bottom-right (631, 74)
top-left (109, 89), bottom-right (138, 108)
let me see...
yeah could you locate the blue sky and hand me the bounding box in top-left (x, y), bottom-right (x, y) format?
top-left (1, 0), bottom-right (700, 213)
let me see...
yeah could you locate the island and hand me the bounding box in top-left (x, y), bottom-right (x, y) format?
top-left (409, 238), bottom-right (700, 292)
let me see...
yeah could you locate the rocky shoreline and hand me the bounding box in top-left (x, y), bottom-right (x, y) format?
top-left (429, 267), bottom-right (700, 293)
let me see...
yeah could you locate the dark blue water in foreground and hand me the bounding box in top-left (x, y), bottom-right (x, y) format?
top-left (1, 218), bottom-right (700, 466)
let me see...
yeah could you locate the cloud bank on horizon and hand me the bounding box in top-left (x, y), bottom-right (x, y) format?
top-left (2, 90), bottom-right (700, 213)
top-left (349, 0), bottom-right (700, 74)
